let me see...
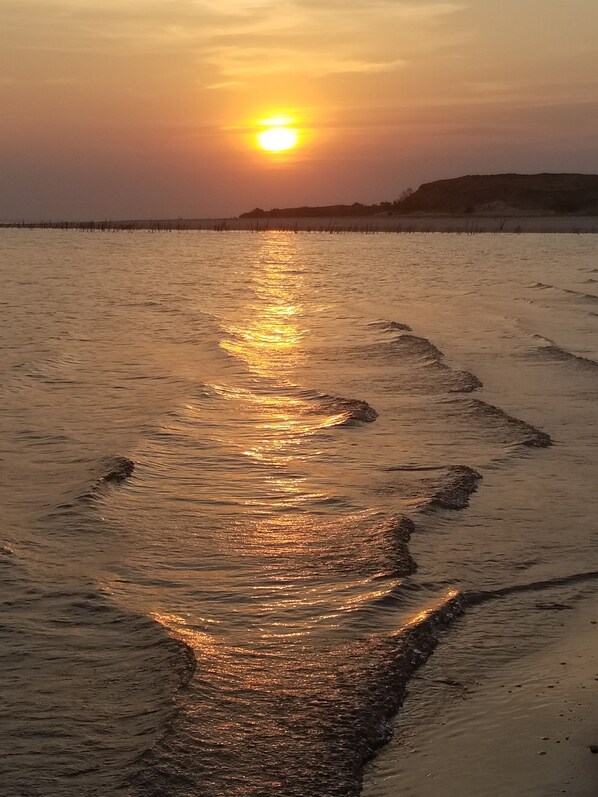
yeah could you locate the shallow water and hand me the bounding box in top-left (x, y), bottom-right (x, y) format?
top-left (1, 230), bottom-right (597, 796)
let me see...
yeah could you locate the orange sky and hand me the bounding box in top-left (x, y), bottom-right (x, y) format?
top-left (1, 0), bottom-right (597, 220)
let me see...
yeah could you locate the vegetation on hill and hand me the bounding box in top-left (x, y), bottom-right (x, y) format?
top-left (240, 174), bottom-right (598, 218)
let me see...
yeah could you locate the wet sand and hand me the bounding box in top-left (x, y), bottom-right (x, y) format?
top-left (363, 598), bottom-right (598, 797)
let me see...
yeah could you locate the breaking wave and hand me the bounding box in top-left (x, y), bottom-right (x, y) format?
top-left (563, 287), bottom-right (598, 304)
top-left (422, 465), bottom-right (482, 510)
top-left (463, 398), bottom-right (552, 448)
top-left (382, 465), bottom-right (482, 511)
top-left (54, 455), bottom-right (135, 514)
top-left (97, 455), bottom-right (135, 485)
top-left (532, 336), bottom-right (598, 370)
top-left (375, 324), bottom-right (483, 393)
top-left (369, 320), bottom-right (413, 333)
top-left (314, 394), bottom-right (379, 424)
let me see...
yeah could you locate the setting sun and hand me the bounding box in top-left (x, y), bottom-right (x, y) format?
top-left (258, 127), bottom-right (299, 153)
top-left (256, 116), bottom-right (300, 153)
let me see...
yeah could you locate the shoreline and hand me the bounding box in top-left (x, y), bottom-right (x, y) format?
top-left (3, 215), bottom-right (598, 234)
top-left (363, 595), bottom-right (598, 797)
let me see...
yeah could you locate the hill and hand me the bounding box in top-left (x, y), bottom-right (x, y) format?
top-left (394, 173), bottom-right (598, 215)
top-left (240, 174), bottom-right (598, 218)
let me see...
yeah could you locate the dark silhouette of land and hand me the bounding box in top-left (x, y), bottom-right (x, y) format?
top-left (5, 174), bottom-right (598, 233)
top-left (240, 173), bottom-right (598, 218)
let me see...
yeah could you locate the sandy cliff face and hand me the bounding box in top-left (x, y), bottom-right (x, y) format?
top-left (240, 174), bottom-right (598, 219)
top-left (394, 173), bottom-right (598, 216)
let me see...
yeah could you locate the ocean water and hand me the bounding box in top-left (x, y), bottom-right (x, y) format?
top-left (1, 229), bottom-right (597, 796)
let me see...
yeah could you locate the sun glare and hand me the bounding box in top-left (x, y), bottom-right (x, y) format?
top-left (256, 116), bottom-right (300, 154)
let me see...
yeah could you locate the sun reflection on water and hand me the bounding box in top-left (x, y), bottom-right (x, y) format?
top-left (220, 236), bottom-right (306, 380)
top-left (216, 234), bottom-right (345, 514)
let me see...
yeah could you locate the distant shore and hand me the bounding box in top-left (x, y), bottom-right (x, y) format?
top-left (3, 215), bottom-right (598, 234)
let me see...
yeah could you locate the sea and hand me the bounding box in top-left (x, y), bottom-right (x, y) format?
top-left (1, 229), bottom-right (597, 796)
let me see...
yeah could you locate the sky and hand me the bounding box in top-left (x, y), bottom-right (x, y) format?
top-left (1, 0), bottom-right (598, 220)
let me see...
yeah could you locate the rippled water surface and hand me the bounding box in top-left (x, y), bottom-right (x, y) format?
top-left (1, 230), bottom-right (597, 796)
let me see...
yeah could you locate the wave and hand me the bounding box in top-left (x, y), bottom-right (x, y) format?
top-left (317, 323), bottom-right (482, 395)
top-left (531, 336), bottom-right (598, 370)
top-left (425, 465), bottom-right (482, 510)
top-left (383, 465), bottom-right (482, 511)
top-left (529, 283), bottom-right (598, 303)
top-left (389, 332), bottom-right (445, 361)
top-left (465, 569), bottom-right (598, 605)
top-left (0, 571), bottom-right (196, 797)
top-left (562, 287), bottom-right (598, 304)
top-left (464, 398), bottom-right (552, 448)
top-left (301, 392), bottom-right (378, 424)
top-left (539, 344), bottom-right (598, 369)
top-left (77, 455), bottom-right (135, 502)
top-left (449, 370), bottom-right (484, 392)
top-left (112, 319), bottom-right (558, 795)
top-left (97, 455), bottom-right (135, 485)
top-left (377, 326), bottom-right (483, 393)
top-left (369, 320), bottom-right (413, 333)
top-left (131, 534), bottom-right (594, 797)
top-left (208, 381), bottom-right (378, 427)
top-left (350, 567), bottom-right (598, 789)
top-left (383, 516), bottom-right (417, 577)
top-left (54, 455), bottom-right (135, 514)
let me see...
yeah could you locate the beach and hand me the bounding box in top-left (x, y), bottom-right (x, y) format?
top-left (6, 0), bottom-right (598, 790)
top-left (1, 228), bottom-right (597, 795)
top-left (364, 596), bottom-right (598, 797)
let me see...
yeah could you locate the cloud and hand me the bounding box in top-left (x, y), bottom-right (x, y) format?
top-left (194, 0), bottom-right (466, 79)
top-left (204, 80), bottom-right (245, 90)
top-left (293, 0), bottom-right (467, 16)
top-left (0, 0), bottom-right (466, 79)
top-left (203, 44), bottom-right (407, 78)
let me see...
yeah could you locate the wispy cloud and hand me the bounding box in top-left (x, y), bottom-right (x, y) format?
top-left (1, 0), bottom-right (467, 79)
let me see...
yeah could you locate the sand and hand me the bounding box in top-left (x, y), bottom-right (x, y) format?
top-left (363, 598), bottom-right (598, 797)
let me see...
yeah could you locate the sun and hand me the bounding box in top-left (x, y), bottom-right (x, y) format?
top-left (256, 116), bottom-right (300, 154)
top-left (258, 127), bottom-right (299, 153)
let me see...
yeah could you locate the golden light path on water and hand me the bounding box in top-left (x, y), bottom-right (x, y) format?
top-left (220, 234), bottom-right (306, 379)
top-left (147, 234), bottom-right (399, 656)
top-left (219, 235), bottom-right (343, 499)
top-left (96, 231), bottom-right (488, 797)
top-left (217, 237), bottom-right (354, 588)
